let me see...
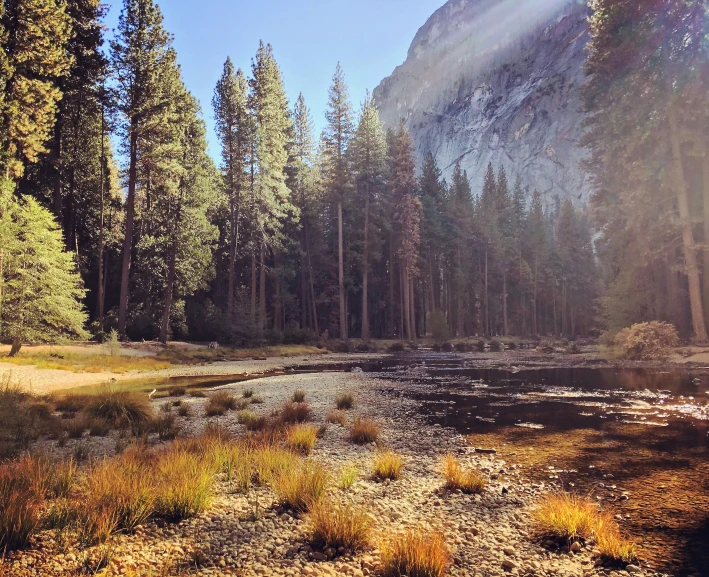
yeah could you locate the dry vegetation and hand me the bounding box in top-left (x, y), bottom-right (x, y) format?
top-left (439, 454), bottom-right (486, 494)
top-left (349, 417), bottom-right (380, 444)
top-left (326, 409), bottom-right (347, 425)
top-left (155, 344), bottom-right (326, 365)
top-left (373, 451), bottom-right (405, 480)
top-left (0, 351), bottom-right (171, 374)
top-left (533, 492), bottom-right (637, 563)
top-left (612, 321), bottom-right (680, 360)
top-left (285, 424), bottom-right (319, 454)
top-left (380, 528), bottom-right (450, 577)
top-left (308, 500), bottom-right (372, 552)
top-left (335, 392), bottom-right (354, 410)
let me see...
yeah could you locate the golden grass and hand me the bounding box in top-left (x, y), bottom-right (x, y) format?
top-left (0, 456), bottom-right (47, 551)
top-left (205, 391), bottom-right (239, 416)
top-left (285, 424), bottom-right (319, 455)
top-left (335, 392), bottom-right (354, 410)
top-left (533, 492), bottom-right (598, 541)
top-left (156, 344), bottom-right (326, 365)
top-left (533, 492), bottom-right (637, 562)
top-left (326, 409), bottom-right (347, 426)
top-left (349, 417), bottom-right (380, 444)
top-left (308, 500), bottom-right (372, 552)
top-left (292, 389), bottom-right (306, 403)
top-left (271, 461), bottom-right (329, 513)
top-left (278, 401), bottom-right (313, 424)
top-left (439, 454), bottom-right (486, 494)
top-left (85, 389), bottom-right (153, 428)
top-left (0, 351), bottom-right (171, 374)
top-left (155, 450), bottom-right (215, 520)
top-left (380, 528), bottom-right (450, 577)
top-left (374, 451), bottom-right (405, 480)
top-left (251, 445), bottom-right (301, 486)
top-left (338, 463), bottom-right (358, 490)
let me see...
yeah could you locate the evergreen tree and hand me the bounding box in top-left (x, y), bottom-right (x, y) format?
top-left (111, 0), bottom-right (176, 337)
top-left (322, 63), bottom-right (354, 338)
top-left (349, 91), bottom-right (386, 340)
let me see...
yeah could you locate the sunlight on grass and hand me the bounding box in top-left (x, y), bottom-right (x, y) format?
top-left (0, 351), bottom-right (172, 374)
top-left (156, 344), bottom-right (326, 365)
top-left (380, 527), bottom-right (450, 577)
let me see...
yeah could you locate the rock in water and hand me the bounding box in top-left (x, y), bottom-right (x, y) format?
top-left (373, 0), bottom-right (591, 204)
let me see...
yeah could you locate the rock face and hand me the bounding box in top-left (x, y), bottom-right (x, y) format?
top-left (373, 0), bottom-right (592, 203)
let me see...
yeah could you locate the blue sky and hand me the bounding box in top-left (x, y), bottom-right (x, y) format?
top-left (103, 0), bottom-right (445, 160)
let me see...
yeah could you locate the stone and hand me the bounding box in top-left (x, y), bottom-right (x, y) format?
top-left (626, 565), bottom-right (642, 574)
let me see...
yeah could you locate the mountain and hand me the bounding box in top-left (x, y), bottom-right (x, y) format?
top-left (373, 0), bottom-right (592, 204)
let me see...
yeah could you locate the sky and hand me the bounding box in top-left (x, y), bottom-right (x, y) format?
top-left (102, 0), bottom-right (445, 160)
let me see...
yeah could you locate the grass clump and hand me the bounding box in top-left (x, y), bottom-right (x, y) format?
top-left (326, 409), bottom-right (346, 426)
top-left (168, 386), bottom-right (186, 397)
top-left (251, 445), bottom-right (300, 486)
top-left (308, 500), bottom-right (372, 552)
top-left (335, 392), bottom-right (354, 410)
top-left (85, 389), bottom-right (152, 429)
top-left (534, 492), bottom-right (636, 563)
top-left (374, 451), bottom-right (405, 480)
top-left (237, 409), bottom-right (268, 431)
top-left (0, 456), bottom-right (48, 551)
top-left (279, 401), bottom-right (313, 424)
top-left (204, 391), bottom-right (238, 417)
top-left (380, 528), bottom-right (450, 577)
top-left (440, 454), bottom-right (486, 494)
top-left (285, 424), bottom-right (319, 455)
top-left (338, 463), bottom-right (358, 490)
top-left (272, 461), bottom-right (329, 513)
top-left (292, 389), bottom-right (306, 403)
top-left (242, 388), bottom-right (254, 398)
top-left (155, 449), bottom-right (214, 520)
top-left (349, 417), bottom-right (380, 444)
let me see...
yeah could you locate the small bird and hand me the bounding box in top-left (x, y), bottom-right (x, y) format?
top-left (148, 388), bottom-right (157, 399)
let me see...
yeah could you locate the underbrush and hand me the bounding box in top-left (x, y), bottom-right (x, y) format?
top-left (439, 454), bottom-right (486, 494)
top-left (308, 500), bottom-right (372, 552)
top-left (612, 321), bottom-right (679, 360)
top-left (156, 344), bottom-right (326, 365)
top-left (380, 527), bottom-right (450, 577)
top-left (534, 492), bottom-right (636, 563)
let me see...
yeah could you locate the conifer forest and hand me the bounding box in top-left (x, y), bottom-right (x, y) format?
top-left (1, 0), bottom-right (708, 349)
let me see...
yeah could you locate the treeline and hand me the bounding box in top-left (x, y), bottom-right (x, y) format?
top-left (0, 0), bottom-right (598, 349)
top-left (584, 0), bottom-right (709, 342)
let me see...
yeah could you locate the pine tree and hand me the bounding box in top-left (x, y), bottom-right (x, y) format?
top-left (0, 194), bottom-right (87, 355)
top-left (111, 0), bottom-right (176, 337)
top-left (213, 58), bottom-right (252, 319)
top-left (322, 63), bottom-right (354, 339)
top-left (0, 0), bottom-right (73, 181)
top-left (349, 91), bottom-right (386, 340)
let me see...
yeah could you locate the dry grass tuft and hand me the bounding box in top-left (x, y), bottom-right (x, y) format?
top-left (374, 451), bottom-right (405, 480)
top-left (533, 492), bottom-right (598, 541)
top-left (155, 449), bottom-right (214, 520)
top-left (272, 461), bottom-right (329, 513)
top-left (593, 511), bottom-right (637, 563)
top-left (0, 351), bottom-right (171, 374)
top-left (308, 500), bottom-right (372, 552)
top-left (85, 389), bottom-right (152, 428)
top-left (338, 463), bottom-right (358, 490)
top-left (380, 528), bottom-right (450, 577)
top-left (349, 417), bottom-right (380, 444)
top-left (251, 445), bottom-right (300, 486)
top-left (326, 409), bottom-right (346, 426)
top-left (204, 391), bottom-right (238, 416)
top-left (237, 409), bottom-right (269, 431)
top-left (335, 392), bottom-right (354, 410)
top-left (0, 456), bottom-right (47, 551)
top-left (278, 401), bottom-right (313, 424)
top-left (439, 454), bottom-right (486, 494)
top-left (292, 389), bottom-right (306, 403)
top-left (285, 424), bottom-right (319, 455)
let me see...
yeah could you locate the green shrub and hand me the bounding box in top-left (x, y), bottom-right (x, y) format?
top-left (613, 321), bottom-right (680, 359)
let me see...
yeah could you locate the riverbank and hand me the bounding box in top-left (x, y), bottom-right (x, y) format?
top-left (3, 367), bottom-right (650, 577)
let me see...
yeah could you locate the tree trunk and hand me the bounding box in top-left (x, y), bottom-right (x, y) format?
top-left (259, 240), bottom-right (266, 335)
top-left (388, 234), bottom-right (394, 337)
top-left (668, 105), bottom-right (708, 342)
top-left (300, 227), bottom-right (308, 329)
top-left (118, 129), bottom-right (138, 338)
top-left (337, 201), bottom-right (346, 339)
top-left (96, 108), bottom-right (106, 330)
top-left (304, 225), bottom-right (319, 334)
top-left (502, 271), bottom-right (508, 336)
top-left (52, 119), bottom-right (62, 221)
top-left (402, 265), bottom-right (411, 341)
top-left (9, 336), bottom-right (21, 357)
top-left (409, 276), bottom-right (416, 341)
top-left (532, 256), bottom-right (539, 335)
top-left (226, 197), bottom-right (237, 319)
top-left (361, 190), bottom-right (370, 341)
top-left (484, 245), bottom-right (489, 336)
top-left (250, 250), bottom-right (257, 326)
top-left (700, 133), bottom-right (709, 328)
top-left (159, 245), bottom-right (177, 344)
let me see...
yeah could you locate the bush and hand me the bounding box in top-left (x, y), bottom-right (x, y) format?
top-left (205, 391), bottom-right (238, 416)
top-left (335, 392), bottom-right (354, 410)
top-left (429, 310), bottom-right (450, 342)
top-left (440, 342), bottom-right (454, 352)
top-left (309, 501), bottom-right (372, 552)
top-left (374, 451), bottom-right (404, 480)
top-left (177, 405), bottom-right (190, 418)
top-left (613, 321), bottom-right (680, 360)
top-left (292, 389), bottom-right (306, 403)
top-left (237, 409), bottom-right (268, 431)
top-left (155, 450), bottom-right (214, 520)
top-left (326, 410), bottom-right (347, 426)
top-left (168, 386), bottom-right (186, 397)
top-left (242, 388), bottom-right (254, 398)
top-left (489, 339), bottom-right (502, 352)
top-left (454, 342), bottom-right (472, 353)
top-left (286, 424), bottom-right (319, 455)
top-left (272, 461), bottom-right (329, 513)
top-left (349, 417), bottom-right (380, 444)
top-left (85, 390), bottom-right (152, 429)
top-left (338, 463), bottom-right (358, 490)
top-left (279, 401), bottom-right (313, 424)
top-left (440, 454), bottom-right (486, 494)
top-left (475, 339), bottom-right (486, 352)
top-left (380, 528), bottom-right (450, 577)
top-left (153, 412), bottom-right (181, 441)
